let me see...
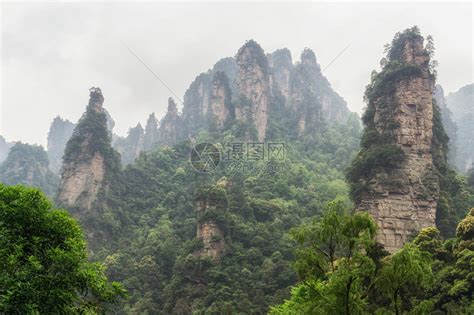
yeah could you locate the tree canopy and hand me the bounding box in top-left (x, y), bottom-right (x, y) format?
top-left (0, 184), bottom-right (125, 314)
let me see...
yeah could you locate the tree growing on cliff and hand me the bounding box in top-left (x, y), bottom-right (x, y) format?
top-left (271, 206), bottom-right (474, 314)
top-left (0, 184), bottom-right (125, 314)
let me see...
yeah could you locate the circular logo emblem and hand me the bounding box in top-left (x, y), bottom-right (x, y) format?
top-left (189, 142), bottom-right (221, 172)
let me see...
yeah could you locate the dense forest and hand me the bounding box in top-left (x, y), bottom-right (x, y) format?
top-left (1, 26), bottom-right (473, 314)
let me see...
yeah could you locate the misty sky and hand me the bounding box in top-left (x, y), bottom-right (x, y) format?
top-left (1, 1), bottom-right (472, 146)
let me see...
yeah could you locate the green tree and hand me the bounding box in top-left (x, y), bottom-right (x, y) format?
top-left (0, 142), bottom-right (58, 197)
top-left (271, 199), bottom-right (377, 314)
top-left (0, 184), bottom-right (125, 314)
top-left (467, 166), bottom-right (474, 190)
top-left (374, 244), bottom-right (433, 315)
top-left (414, 209), bottom-right (474, 314)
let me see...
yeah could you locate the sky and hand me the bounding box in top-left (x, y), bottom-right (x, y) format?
top-left (1, 1), bottom-right (473, 146)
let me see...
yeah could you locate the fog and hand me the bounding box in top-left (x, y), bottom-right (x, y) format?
top-left (1, 1), bottom-right (472, 146)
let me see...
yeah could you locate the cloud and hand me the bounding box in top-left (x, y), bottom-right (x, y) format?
top-left (1, 2), bottom-right (472, 146)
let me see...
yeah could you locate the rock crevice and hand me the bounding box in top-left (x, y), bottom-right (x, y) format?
top-left (353, 29), bottom-right (439, 252)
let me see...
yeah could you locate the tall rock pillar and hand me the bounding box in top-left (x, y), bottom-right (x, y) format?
top-left (235, 40), bottom-right (271, 141)
top-left (57, 87), bottom-right (121, 213)
top-left (351, 28), bottom-right (439, 252)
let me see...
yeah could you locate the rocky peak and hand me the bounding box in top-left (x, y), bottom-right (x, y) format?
top-left (350, 28), bottom-right (439, 252)
top-left (135, 123), bottom-right (144, 132)
top-left (0, 136), bottom-right (15, 164)
top-left (434, 85), bottom-right (457, 166)
top-left (290, 48), bottom-right (324, 134)
top-left (236, 40), bottom-right (270, 141)
top-left (145, 113), bottom-right (157, 130)
top-left (270, 48), bottom-right (293, 100)
top-left (0, 142), bottom-right (58, 197)
top-left (300, 48), bottom-right (318, 67)
top-left (181, 58), bottom-right (238, 136)
top-left (114, 123), bottom-right (145, 165)
top-left (208, 71), bottom-right (233, 127)
top-left (159, 98), bottom-right (183, 146)
top-left (236, 40), bottom-right (269, 74)
top-left (446, 84), bottom-right (474, 173)
top-left (212, 57), bottom-right (238, 94)
top-left (47, 116), bottom-right (76, 174)
top-left (87, 87), bottom-right (104, 113)
top-left (144, 113), bottom-right (159, 151)
top-left (182, 73), bottom-right (211, 134)
top-left (57, 87), bottom-right (121, 214)
top-left (104, 108), bottom-right (115, 135)
top-left (176, 41), bottom-right (352, 141)
top-left (167, 97), bottom-right (178, 114)
top-left (290, 47), bottom-right (350, 133)
top-left (402, 34), bottom-right (428, 66)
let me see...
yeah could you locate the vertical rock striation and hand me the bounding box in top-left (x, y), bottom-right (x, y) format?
top-left (0, 136), bottom-right (14, 164)
top-left (47, 116), bottom-right (76, 174)
top-left (144, 113), bottom-right (159, 151)
top-left (235, 40), bottom-right (271, 141)
top-left (446, 84), bottom-right (474, 173)
top-left (269, 48), bottom-right (293, 101)
top-left (114, 123), bottom-right (145, 165)
top-left (207, 71), bottom-right (233, 127)
top-left (159, 98), bottom-right (183, 146)
top-left (350, 28), bottom-right (439, 252)
top-left (115, 40), bottom-right (352, 153)
top-left (195, 184), bottom-right (227, 261)
top-left (57, 87), bottom-right (121, 213)
top-left (290, 49), bottom-right (324, 134)
top-left (434, 85), bottom-right (457, 166)
top-left (182, 73), bottom-right (211, 134)
top-left (290, 48), bottom-right (350, 134)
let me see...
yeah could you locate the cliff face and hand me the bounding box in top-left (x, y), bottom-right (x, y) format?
top-left (235, 40), bottom-right (271, 141)
top-left (58, 152), bottom-right (105, 211)
top-left (47, 116), bottom-right (76, 174)
top-left (47, 110), bottom-right (116, 173)
top-left (57, 87), bottom-right (121, 213)
top-left (446, 84), bottom-right (474, 173)
top-left (351, 28), bottom-right (439, 252)
top-left (111, 40), bottom-right (352, 155)
top-left (111, 115), bottom-right (157, 165)
top-left (195, 185), bottom-right (226, 261)
top-left (212, 57), bottom-right (238, 95)
top-left (159, 98), bottom-right (183, 146)
top-left (182, 73), bottom-right (211, 134)
top-left (207, 71), bottom-right (233, 127)
top-left (181, 57), bottom-right (238, 136)
top-left (144, 113), bottom-right (159, 151)
top-left (158, 40), bottom-right (351, 143)
top-left (196, 219), bottom-right (225, 261)
top-left (114, 124), bottom-right (145, 165)
top-left (0, 142), bottom-right (58, 197)
top-left (290, 48), bottom-right (350, 134)
top-left (290, 49), bottom-right (324, 134)
top-left (269, 48), bottom-right (293, 101)
top-left (0, 136), bottom-right (14, 163)
top-left (434, 85), bottom-right (457, 166)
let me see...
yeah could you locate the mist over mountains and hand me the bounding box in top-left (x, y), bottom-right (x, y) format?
top-left (1, 3), bottom-right (473, 313)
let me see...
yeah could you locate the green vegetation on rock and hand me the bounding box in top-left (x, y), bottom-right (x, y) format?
top-left (0, 143), bottom-right (58, 197)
